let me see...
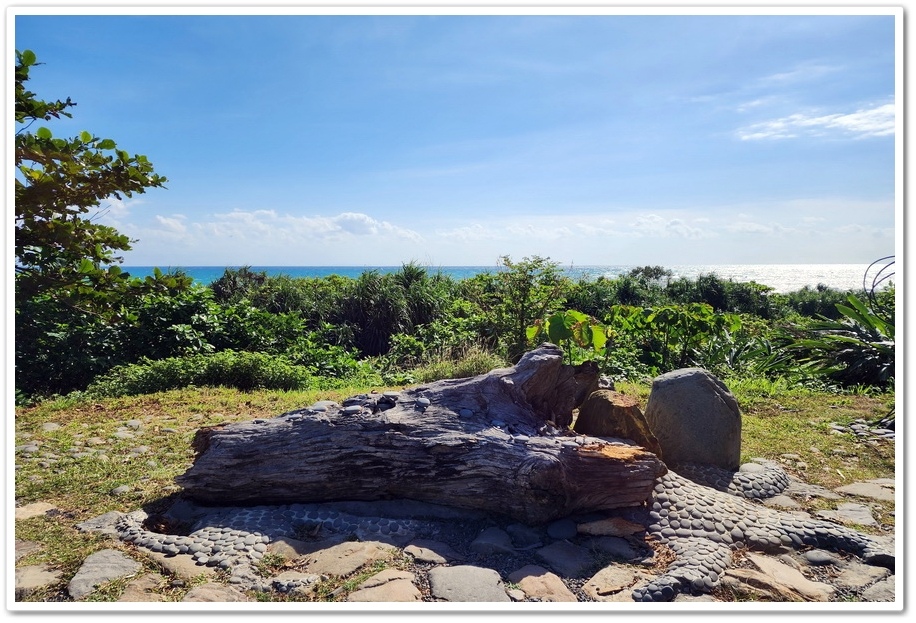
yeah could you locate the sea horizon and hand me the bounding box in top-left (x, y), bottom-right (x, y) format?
top-left (120, 262), bottom-right (888, 295)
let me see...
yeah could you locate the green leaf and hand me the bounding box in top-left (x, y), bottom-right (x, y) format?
top-left (546, 312), bottom-right (573, 344)
top-left (21, 50), bottom-right (37, 66)
top-left (36, 126), bottom-right (52, 139)
top-left (98, 138), bottom-right (116, 150)
top-left (591, 327), bottom-right (608, 351)
top-left (78, 258), bottom-right (95, 274)
top-left (80, 130), bottom-right (92, 143)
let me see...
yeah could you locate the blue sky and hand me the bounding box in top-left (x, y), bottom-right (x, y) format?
top-left (12, 8), bottom-right (899, 267)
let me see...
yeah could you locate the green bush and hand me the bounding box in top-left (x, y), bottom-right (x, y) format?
top-left (86, 350), bottom-right (312, 397)
top-left (411, 345), bottom-right (507, 383)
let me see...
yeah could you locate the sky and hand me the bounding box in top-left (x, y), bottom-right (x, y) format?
top-left (11, 5), bottom-right (900, 268)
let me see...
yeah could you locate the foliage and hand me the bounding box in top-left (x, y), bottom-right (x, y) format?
top-left (285, 332), bottom-right (378, 382)
top-left (759, 294), bottom-right (895, 389)
top-left (774, 284), bottom-right (850, 320)
top-left (208, 302), bottom-right (307, 354)
top-left (85, 350), bottom-right (313, 397)
top-left (15, 50), bottom-right (194, 399)
top-left (15, 49), bottom-right (180, 315)
top-left (626, 265), bottom-right (674, 283)
top-left (470, 255), bottom-right (569, 362)
top-left (208, 266), bottom-right (269, 305)
top-left (15, 270), bottom-right (198, 398)
top-left (603, 303), bottom-right (742, 375)
top-left (16, 227), bottom-right (898, 400)
top-left (409, 345), bottom-right (508, 384)
top-left (526, 309), bottom-right (608, 364)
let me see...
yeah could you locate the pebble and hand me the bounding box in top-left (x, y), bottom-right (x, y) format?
top-left (804, 549), bottom-right (840, 566)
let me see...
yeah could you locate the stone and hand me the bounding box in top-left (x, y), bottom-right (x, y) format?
top-left (117, 573), bottom-right (166, 602)
top-left (583, 565), bottom-right (643, 601)
top-left (860, 576), bottom-right (895, 602)
top-left (15, 501), bottom-right (56, 521)
top-left (546, 518), bottom-right (577, 540)
top-left (506, 523), bottom-right (543, 549)
top-left (68, 549), bottom-right (143, 600)
top-left (182, 583), bottom-right (250, 602)
top-left (75, 511), bottom-right (124, 538)
top-left (816, 502), bottom-right (878, 527)
top-left (15, 564), bottom-right (62, 599)
top-left (573, 389), bottom-right (662, 457)
top-left (762, 495), bottom-right (803, 510)
top-left (834, 561), bottom-right (890, 591)
top-left (271, 570), bottom-right (321, 596)
top-left (675, 593), bottom-right (720, 602)
top-left (507, 565), bottom-right (578, 602)
top-left (15, 540), bottom-right (42, 561)
top-left (745, 552), bottom-right (835, 601)
top-left (644, 368), bottom-right (741, 470)
top-left (535, 540), bottom-right (595, 578)
top-left (803, 549), bottom-right (840, 566)
top-left (834, 482), bottom-right (895, 502)
top-left (268, 534), bottom-right (348, 559)
top-left (783, 479), bottom-right (842, 500)
top-left (145, 551), bottom-right (219, 581)
top-left (428, 565), bottom-right (511, 602)
top-left (583, 536), bottom-right (640, 560)
top-left (507, 588), bottom-right (526, 601)
top-left (302, 540), bottom-right (392, 577)
top-left (346, 569), bottom-right (421, 602)
top-left (470, 527), bottom-right (515, 554)
top-left (722, 568), bottom-right (807, 601)
top-left (404, 539), bottom-right (463, 564)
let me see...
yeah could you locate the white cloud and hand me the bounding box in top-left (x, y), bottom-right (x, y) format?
top-left (196, 209), bottom-right (425, 244)
top-left (736, 97), bottom-right (778, 112)
top-left (629, 214), bottom-right (712, 239)
top-left (154, 215), bottom-right (187, 234)
top-left (737, 103), bottom-right (895, 140)
top-left (726, 221), bottom-right (773, 234)
top-left (757, 62), bottom-right (840, 86)
top-left (435, 223), bottom-right (503, 242)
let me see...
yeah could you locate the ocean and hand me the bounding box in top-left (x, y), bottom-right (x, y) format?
top-left (120, 263), bottom-right (889, 295)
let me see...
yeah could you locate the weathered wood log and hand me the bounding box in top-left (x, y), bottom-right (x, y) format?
top-left (176, 344), bottom-right (667, 524)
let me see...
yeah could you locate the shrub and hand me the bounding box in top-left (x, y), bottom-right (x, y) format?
top-left (86, 350), bottom-right (312, 397)
top-left (411, 345), bottom-right (507, 383)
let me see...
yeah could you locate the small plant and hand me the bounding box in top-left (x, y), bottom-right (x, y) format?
top-left (526, 309), bottom-right (608, 364)
top-left (254, 553), bottom-right (288, 578)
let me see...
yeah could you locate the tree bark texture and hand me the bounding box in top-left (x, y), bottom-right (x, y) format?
top-left (176, 344), bottom-right (667, 524)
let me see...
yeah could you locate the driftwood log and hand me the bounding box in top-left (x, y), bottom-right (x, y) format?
top-left (176, 344), bottom-right (667, 524)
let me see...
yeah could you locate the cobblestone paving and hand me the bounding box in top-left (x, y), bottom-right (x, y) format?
top-left (110, 456), bottom-right (893, 602)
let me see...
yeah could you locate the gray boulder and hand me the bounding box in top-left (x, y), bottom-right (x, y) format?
top-left (644, 368), bottom-right (741, 470)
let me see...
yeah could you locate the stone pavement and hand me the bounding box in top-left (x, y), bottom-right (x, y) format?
top-left (14, 460), bottom-right (896, 606)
